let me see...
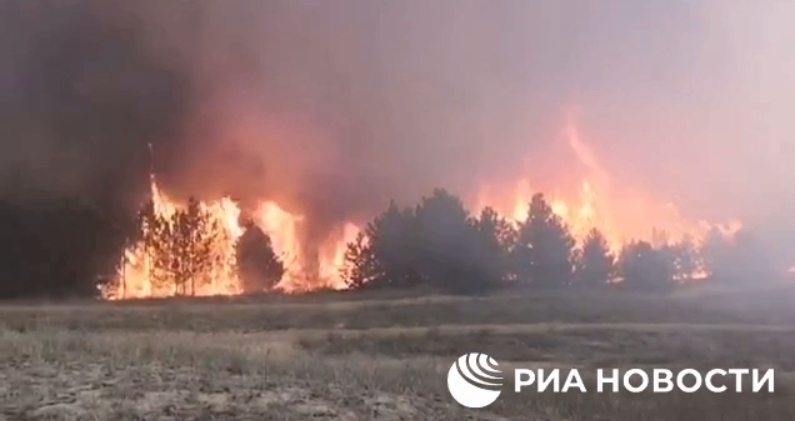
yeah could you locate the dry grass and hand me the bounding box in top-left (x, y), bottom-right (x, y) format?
top-left (2, 287), bottom-right (795, 420)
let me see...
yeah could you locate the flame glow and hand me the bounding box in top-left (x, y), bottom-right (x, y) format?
top-left (100, 177), bottom-right (245, 299)
top-left (100, 177), bottom-right (359, 299)
top-left (102, 121), bottom-right (742, 299)
top-left (251, 202), bottom-right (359, 293)
top-left (474, 124), bottom-right (741, 251)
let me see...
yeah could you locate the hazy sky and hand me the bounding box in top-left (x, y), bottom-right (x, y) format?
top-left (569, 1), bottom-right (795, 222)
top-left (1, 0), bottom-right (793, 244)
top-left (172, 1), bottom-right (794, 221)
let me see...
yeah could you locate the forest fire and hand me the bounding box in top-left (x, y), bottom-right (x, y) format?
top-left (474, 124), bottom-right (742, 252)
top-left (100, 177), bottom-right (360, 300)
top-left (100, 124), bottom-right (742, 300)
top-left (250, 202), bottom-right (359, 292)
top-left (475, 178), bottom-right (741, 253)
top-left (100, 177), bottom-right (244, 299)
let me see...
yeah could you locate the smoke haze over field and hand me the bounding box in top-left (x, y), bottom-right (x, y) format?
top-left (0, 1), bottom-right (793, 253)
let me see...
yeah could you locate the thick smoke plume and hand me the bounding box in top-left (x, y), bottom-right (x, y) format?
top-left (0, 1), bottom-right (186, 209)
top-left (1, 1), bottom-right (793, 263)
top-left (0, 0), bottom-right (562, 246)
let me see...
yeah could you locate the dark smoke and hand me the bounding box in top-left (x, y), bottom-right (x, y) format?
top-left (0, 1), bottom-right (191, 210)
top-left (137, 0), bottom-right (539, 231)
top-left (1, 0), bottom-right (792, 274)
top-left (0, 1), bottom-right (494, 285)
top-left (0, 0), bottom-right (553, 249)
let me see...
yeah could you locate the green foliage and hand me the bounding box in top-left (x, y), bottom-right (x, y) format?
top-left (341, 231), bottom-right (380, 290)
top-left (473, 207), bottom-right (518, 283)
top-left (574, 228), bottom-right (615, 287)
top-left (414, 189), bottom-right (483, 293)
top-left (514, 193), bottom-right (577, 287)
top-left (667, 234), bottom-right (699, 282)
top-left (0, 180), bottom-right (787, 299)
top-left (235, 219), bottom-right (284, 291)
top-left (343, 190), bottom-right (510, 294)
top-left (618, 240), bottom-right (675, 292)
top-left (342, 201), bottom-right (419, 289)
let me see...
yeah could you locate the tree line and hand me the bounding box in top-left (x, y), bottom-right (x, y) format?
top-left (340, 189), bottom-right (782, 294)
top-left (0, 192), bottom-right (285, 299)
top-left (0, 187), bottom-right (784, 299)
top-left (117, 197), bottom-right (285, 297)
top-left (0, 192), bottom-right (124, 298)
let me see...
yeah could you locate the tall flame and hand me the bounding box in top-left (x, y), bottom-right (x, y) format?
top-left (100, 177), bottom-right (246, 299)
top-left (102, 121), bottom-right (742, 299)
top-left (101, 177), bottom-right (360, 299)
top-left (474, 123), bottom-right (741, 252)
top-left (476, 178), bottom-right (741, 252)
top-left (251, 202), bottom-right (359, 292)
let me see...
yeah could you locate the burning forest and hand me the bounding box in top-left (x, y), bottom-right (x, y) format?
top-left (0, 1), bottom-right (792, 300)
top-left (5, 3), bottom-right (795, 421)
top-left (102, 174), bottom-right (360, 299)
top-left (99, 122), bottom-right (750, 300)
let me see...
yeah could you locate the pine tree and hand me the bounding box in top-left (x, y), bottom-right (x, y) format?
top-left (575, 228), bottom-right (615, 287)
top-left (473, 207), bottom-right (517, 283)
top-left (414, 189), bottom-right (490, 293)
top-left (618, 240), bottom-right (675, 292)
top-left (235, 219), bottom-right (285, 291)
top-left (137, 199), bottom-right (173, 292)
top-left (668, 234), bottom-right (699, 281)
top-left (136, 197), bottom-right (221, 296)
top-left (171, 197), bottom-right (220, 296)
top-left (342, 201), bottom-right (418, 289)
top-left (341, 231), bottom-right (379, 289)
top-left (514, 193), bottom-right (576, 288)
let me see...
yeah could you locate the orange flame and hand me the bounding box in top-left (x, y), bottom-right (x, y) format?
top-left (101, 177), bottom-right (246, 299)
top-left (102, 120), bottom-right (743, 299)
top-left (251, 202), bottom-right (359, 292)
top-left (101, 177), bottom-right (360, 300)
top-left (476, 179), bottom-right (740, 252)
top-left (474, 123), bottom-right (741, 252)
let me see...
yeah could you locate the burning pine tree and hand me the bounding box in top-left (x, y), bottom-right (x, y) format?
top-left (136, 197), bottom-right (222, 296)
top-left (101, 180), bottom-right (247, 299)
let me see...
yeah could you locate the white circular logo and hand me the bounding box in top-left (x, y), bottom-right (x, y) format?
top-left (447, 353), bottom-right (503, 408)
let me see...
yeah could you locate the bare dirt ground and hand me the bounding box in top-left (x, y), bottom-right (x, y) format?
top-left (2, 287), bottom-right (795, 420)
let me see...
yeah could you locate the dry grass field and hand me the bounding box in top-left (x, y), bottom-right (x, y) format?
top-left (2, 286), bottom-right (795, 420)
